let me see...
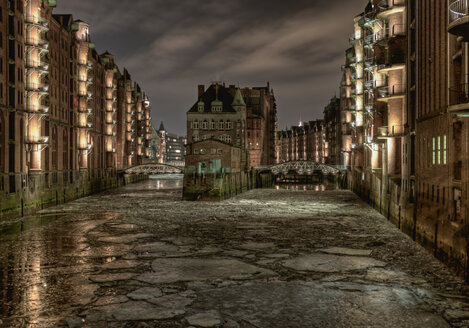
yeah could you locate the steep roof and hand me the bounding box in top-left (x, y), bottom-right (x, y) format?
top-left (232, 88), bottom-right (246, 107)
top-left (188, 84), bottom-right (237, 113)
top-left (159, 121), bottom-right (165, 131)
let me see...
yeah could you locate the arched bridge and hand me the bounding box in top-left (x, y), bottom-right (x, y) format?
top-left (125, 162), bottom-right (184, 175)
top-left (264, 161), bottom-right (345, 175)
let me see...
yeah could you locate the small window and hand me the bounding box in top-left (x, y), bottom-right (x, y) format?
top-left (217, 149), bottom-right (223, 154)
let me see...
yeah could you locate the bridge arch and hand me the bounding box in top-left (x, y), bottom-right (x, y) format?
top-left (266, 161), bottom-right (343, 176)
top-left (125, 161), bottom-right (184, 175)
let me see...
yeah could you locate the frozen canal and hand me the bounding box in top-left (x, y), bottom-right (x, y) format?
top-left (1, 175), bottom-right (469, 327)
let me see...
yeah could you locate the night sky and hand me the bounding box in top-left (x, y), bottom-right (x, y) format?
top-left (55, 0), bottom-right (367, 136)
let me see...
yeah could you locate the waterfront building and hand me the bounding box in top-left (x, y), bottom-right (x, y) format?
top-left (0, 0), bottom-right (151, 216)
top-left (277, 120), bottom-right (326, 164)
top-left (185, 83), bottom-right (248, 173)
top-left (156, 122), bottom-right (186, 166)
top-left (241, 83), bottom-right (277, 167)
top-left (338, 0), bottom-right (469, 279)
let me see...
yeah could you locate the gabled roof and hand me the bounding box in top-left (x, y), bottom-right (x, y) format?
top-left (188, 84), bottom-right (237, 113)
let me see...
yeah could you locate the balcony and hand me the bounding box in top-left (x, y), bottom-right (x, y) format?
top-left (25, 61), bottom-right (49, 74)
top-left (25, 83), bottom-right (49, 93)
top-left (25, 18), bottom-right (49, 31)
top-left (375, 24), bottom-right (406, 43)
top-left (375, 125), bottom-right (406, 139)
top-left (26, 136), bottom-right (49, 145)
top-left (25, 37), bottom-right (49, 51)
top-left (377, 52), bottom-right (406, 73)
top-left (376, 0), bottom-right (405, 19)
top-left (377, 84), bottom-right (405, 101)
top-left (26, 105), bottom-right (49, 115)
top-left (448, 0), bottom-right (469, 38)
top-left (449, 83), bottom-right (469, 116)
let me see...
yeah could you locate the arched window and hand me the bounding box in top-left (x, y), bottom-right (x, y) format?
top-left (202, 120), bottom-right (208, 130)
top-left (218, 120), bottom-right (224, 130)
top-left (226, 120), bottom-right (232, 130)
top-left (210, 120), bottom-right (215, 130)
top-left (193, 120), bottom-right (199, 129)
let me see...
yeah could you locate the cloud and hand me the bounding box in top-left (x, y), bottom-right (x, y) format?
top-left (55, 0), bottom-right (367, 134)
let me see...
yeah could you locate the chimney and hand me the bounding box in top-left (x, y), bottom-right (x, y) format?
top-left (198, 85), bottom-right (205, 98)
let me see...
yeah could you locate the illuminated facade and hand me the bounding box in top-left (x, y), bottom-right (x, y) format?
top-left (277, 120), bottom-right (326, 164)
top-left (0, 0), bottom-right (151, 217)
top-left (340, 0), bottom-right (469, 279)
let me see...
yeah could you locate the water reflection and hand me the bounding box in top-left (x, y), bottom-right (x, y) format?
top-left (148, 174), bottom-right (183, 190)
top-left (275, 182), bottom-right (340, 191)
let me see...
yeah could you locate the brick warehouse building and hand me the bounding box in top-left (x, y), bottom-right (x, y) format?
top-left (339, 0), bottom-right (469, 279)
top-left (185, 82), bottom-right (277, 173)
top-left (0, 0), bottom-right (151, 215)
top-left (277, 120), bottom-right (326, 164)
top-left (185, 83), bottom-right (249, 173)
top-left (276, 97), bottom-right (341, 166)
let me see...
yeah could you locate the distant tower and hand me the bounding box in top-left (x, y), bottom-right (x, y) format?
top-left (158, 122), bottom-right (167, 163)
top-left (231, 88), bottom-right (247, 151)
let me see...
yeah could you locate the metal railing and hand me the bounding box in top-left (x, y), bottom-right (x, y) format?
top-left (375, 24), bottom-right (406, 42)
top-left (378, 84), bottom-right (405, 98)
top-left (377, 0), bottom-right (405, 13)
top-left (449, 83), bottom-right (469, 106)
top-left (449, 0), bottom-right (469, 25)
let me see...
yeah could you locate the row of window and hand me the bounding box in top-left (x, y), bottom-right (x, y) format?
top-left (194, 148), bottom-right (223, 155)
top-left (193, 134), bottom-right (232, 143)
top-left (192, 120), bottom-right (233, 130)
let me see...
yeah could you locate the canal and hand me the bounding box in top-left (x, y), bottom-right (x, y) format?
top-left (0, 176), bottom-right (469, 327)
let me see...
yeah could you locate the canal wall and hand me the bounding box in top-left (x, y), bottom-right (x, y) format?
top-left (347, 170), bottom-right (469, 281)
top-left (183, 170), bottom-right (274, 201)
top-left (0, 170), bottom-right (148, 221)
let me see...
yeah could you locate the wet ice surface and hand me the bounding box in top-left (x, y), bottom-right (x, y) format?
top-left (1, 177), bottom-right (469, 327)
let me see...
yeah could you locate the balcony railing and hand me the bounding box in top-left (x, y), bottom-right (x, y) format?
top-left (25, 83), bottom-right (49, 92)
top-left (376, 52), bottom-right (406, 71)
top-left (449, 0), bottom-right (469, 37)
top-left (26, 60), bottom-right (49, 71)
top-left (376, 125), bottom-right (406, 138)
top-left (375, 24), bottom-right (406, 42)
top-left (448, 83), bottom-right (469, 114)
top-left (378, 84), bottom-right (405, 98)
top-left (377, 0), bottom-right (405, 14)
top-left (26, 105), bottom-right (49, 115)
top-left (26, 136), bottom-right (49, 145)
top-left (25, 37), bottom-right (49, 50)
top-left (25, 18), bottom-right (49, 31)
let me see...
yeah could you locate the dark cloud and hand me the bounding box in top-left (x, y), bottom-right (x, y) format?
top-left (55, 0), bottom-right (367, 135)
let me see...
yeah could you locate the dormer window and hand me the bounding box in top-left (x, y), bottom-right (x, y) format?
top-left (211, 99), bottom-right (223, 112)
top-left (198, 101), bottom-right (204, 112)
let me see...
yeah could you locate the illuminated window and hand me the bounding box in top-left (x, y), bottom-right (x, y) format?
top-left (193, 121), bottom-right (199, 129)
top-left (442, 135), bottom-right (447, 165)
top-left (437, 136), bottom-right (441, 165)
top-left (432, 137), bottom-right (436, 165)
